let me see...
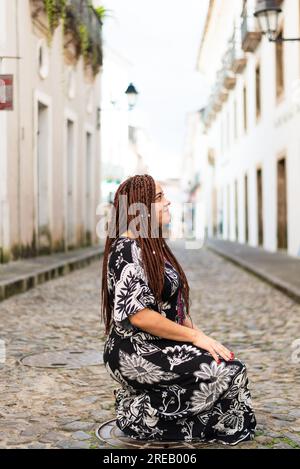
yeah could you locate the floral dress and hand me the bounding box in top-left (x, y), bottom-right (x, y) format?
top-left (103, 237), bottom-right (257, 445)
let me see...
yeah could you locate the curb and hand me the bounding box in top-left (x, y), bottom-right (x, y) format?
top-left (206, 242), bottom-right (300, 305)
top-left (0, 246), bottom-right (104, 302)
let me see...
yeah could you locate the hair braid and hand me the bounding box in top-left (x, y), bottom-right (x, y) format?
top-left (100, 174), bottom-right (192, 334)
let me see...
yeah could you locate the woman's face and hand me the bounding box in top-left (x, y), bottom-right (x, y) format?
top-left (154, 182), bottom-right (171, 227)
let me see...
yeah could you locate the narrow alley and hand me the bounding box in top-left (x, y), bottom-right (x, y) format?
top-left (0, 241), bottom-right (299, 449)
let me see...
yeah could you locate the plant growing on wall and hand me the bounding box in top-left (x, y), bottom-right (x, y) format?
top-left (93, 5), bottom-right (114, 22)
top-left (44, 0), bottom-right (66, 35)
top-left (40, 0), bottom-right (105, 76)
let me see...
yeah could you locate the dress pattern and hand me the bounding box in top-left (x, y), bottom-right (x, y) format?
top-left (103, 237), bottom-right (257, 445)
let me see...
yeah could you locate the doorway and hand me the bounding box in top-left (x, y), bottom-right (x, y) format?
top-left (37, 101), bottom-right (50, 252)
top-left (257, 168), bottom-right (263, 246)
top-left (277, 157), bottom-right (288, 250)
top-left (85, 132), bottom-right (93, 244)
top-left (245, 174), bottom-right (249, 243)
top-left (66, 119), bottom-right (75, 248)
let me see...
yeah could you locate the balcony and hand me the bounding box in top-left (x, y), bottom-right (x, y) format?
top-left (210, 83), bottom-right (222, 113)
top-left (202, 102), bottom-right (215, 129)
top-left (65, 0), bottom-right (102, 52)
top-left (30, 0), bottom-right (103, 75)
top-left (212, 100), bottom-right (222, 113)
top-left (226, 26), bottom-right (247, 74)
top-left (64, 0), bottom-right (103, 73)
top-left (241, 0), bottom-right (262, 52)
top-left (218, 58), bottom-right (236, 91)
top-left (215, 70), bottom-right (229, 103)
top-left (30, 0), bottom-right (52, 33)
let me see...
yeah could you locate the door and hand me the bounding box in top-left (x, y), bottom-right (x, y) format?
top-left (85, 132), bottom-right (93, 244)
top-left (245, 174), bottom-right (249, 243)
top-left (257, 168), bottom-right (263, 246)
top-left (277, 158), bottom-right (288, 250)
top-left (37, 101), bottom-right (50, 252)
top-left (235, 180), bottom-right (239, 241)
top-left (66, 119), bottom-right (75, 248)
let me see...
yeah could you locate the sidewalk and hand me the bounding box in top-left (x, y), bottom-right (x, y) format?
top-left (206, 238), bottom-right (300, 304)
top-left (0, 245), bottom-right (104, 302)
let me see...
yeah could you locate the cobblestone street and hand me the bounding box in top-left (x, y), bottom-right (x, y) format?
top-left (1, 241), bottom-right (300, 449)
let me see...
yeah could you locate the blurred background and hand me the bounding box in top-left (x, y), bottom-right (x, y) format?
top-left (0, 0), bottom-right (300, 262)
top-left (1, 2), bottom-right (300, 451)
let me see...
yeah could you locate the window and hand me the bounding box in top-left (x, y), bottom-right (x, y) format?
top-left (243, 85), bottom-right (248, 133)
top-left (37, 39), bottom-right (49, 79)
top-left (235, 180), bottom-right (239, 241)
top-left (234, 100), bottom-right (238, 140)
top-left (220, 119), bottom-right (224, 154)
top-left (257, 168), bottom-right (263, 246)
top-left (245, 174), bottom-right (249, 243)
top-left (276, 30), bottom-right (284, 99)
top-left (227, 111), bottom-right (230, 149)
top-left (256, 63), bottom-right (261, 119)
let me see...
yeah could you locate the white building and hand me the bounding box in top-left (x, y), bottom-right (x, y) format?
top-left (100, 45), bottom-right (132, 204)
top-left (100, 43), bottom-right (154, 211)
top-left (0, 0), bottom-right (103, 263)
top-left (181, 111), bottom-right (213, 241)
top-left (196, 0), bottom-right (300, 257)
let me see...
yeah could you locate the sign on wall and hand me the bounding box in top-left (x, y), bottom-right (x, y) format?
top-left (0, 74), bottom-right (13, 111)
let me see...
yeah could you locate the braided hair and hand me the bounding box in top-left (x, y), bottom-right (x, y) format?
top-left (100, 174), bottom-right (192, 335)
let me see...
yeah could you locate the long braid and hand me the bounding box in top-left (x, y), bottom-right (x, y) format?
top-left (100, 174), bottom-right (192, 335)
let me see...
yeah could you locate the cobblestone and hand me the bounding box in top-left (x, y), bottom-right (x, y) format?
top-left (0, 241), bottom-right (299, 449)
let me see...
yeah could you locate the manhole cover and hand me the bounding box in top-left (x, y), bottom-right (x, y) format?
top-left (96, 419), bottom-right (208, 449)
top-left (19, 349), bottom-right (103, 369)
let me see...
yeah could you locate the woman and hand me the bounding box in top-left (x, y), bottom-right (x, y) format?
top-left (101, 174), bottom-right (257, 445)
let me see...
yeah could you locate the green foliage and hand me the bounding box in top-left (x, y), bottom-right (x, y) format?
top-left (44, 0), bottom-right (67, 34)
top-left (42, 0), bottom-right (104, 75)
top-left (78, 23), bottom-right (90, 58)
top-left (93, 5), bottom-right (114, 22)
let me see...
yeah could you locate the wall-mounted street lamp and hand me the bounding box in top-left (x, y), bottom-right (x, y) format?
top-left (254, 0), bottom-right (300, 42)
top-left (125, 82), bottom-right (139, 110)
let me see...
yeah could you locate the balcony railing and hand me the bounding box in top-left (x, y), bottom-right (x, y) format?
top-left (202, 101), bottom-right (215, 129)
top-left (30, 0), bottom-right (103, 73)
top-left (216, 57), bottom-right (236, 93)
top-left (215, 70), bottom-right (229, 103)
top-left (65, 0), bottom-right (102, 51)
top-left (241, 0), bottom-right (262, 52)
top-left (226, 24), bottom-right (247, 74)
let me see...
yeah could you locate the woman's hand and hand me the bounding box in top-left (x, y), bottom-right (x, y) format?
top-left (192, 330), bottom-right (234, 364)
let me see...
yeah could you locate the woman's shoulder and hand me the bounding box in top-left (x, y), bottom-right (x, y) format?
top-left (109, 237), bottom-right (140, 263)
top-left (111, 236), bottom-right (139, 250)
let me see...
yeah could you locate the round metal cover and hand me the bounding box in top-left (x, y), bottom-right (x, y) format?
top-left (96, 419), bottom-right (210, 449)
top-left (19, 349), bottom-right (103, 369)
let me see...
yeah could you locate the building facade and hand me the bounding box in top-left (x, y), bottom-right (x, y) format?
top-left (0, 0), bottom-right (103, 263)
top-left (196, 0), bottom-right (300, 257)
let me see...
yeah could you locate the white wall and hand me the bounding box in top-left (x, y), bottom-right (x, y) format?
top-left (0, 0), bottom-right (9, 259)
top-left (197, 0), bottom-right (300, 257)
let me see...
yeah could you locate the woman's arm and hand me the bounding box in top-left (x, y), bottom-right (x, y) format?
top-left (182, 316), bottom-right (200, 330)
top-left (129, 309), bottom-right (234, 363)
top-left (129, 309), bottom-right (198, 343)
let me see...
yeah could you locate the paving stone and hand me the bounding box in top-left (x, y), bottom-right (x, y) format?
top-left (61, 421), bottom-right (95, 432)
top-left (255, 436), bottom-right (274, 445)
top-left (272, 442), bottom-right (294, 449)
top-left (27, 443), bottom-right (49, 449)
top-left (289, 409), bottom-right (300, 418)
top-left (1, 243), bottom-right (300, 449)
top-left (72, 431), bottom-right (92, 441)
top-left (38, 432), bottom-right (69, 443)
top-left (56, 439), bottom-right (91, 449)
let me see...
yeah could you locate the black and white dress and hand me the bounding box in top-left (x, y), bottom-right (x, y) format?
top-left (103, 237), bottom-right (257, 445)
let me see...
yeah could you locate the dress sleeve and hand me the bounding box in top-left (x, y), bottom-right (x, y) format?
top-left (109, 239), bottom-right (158, 329)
